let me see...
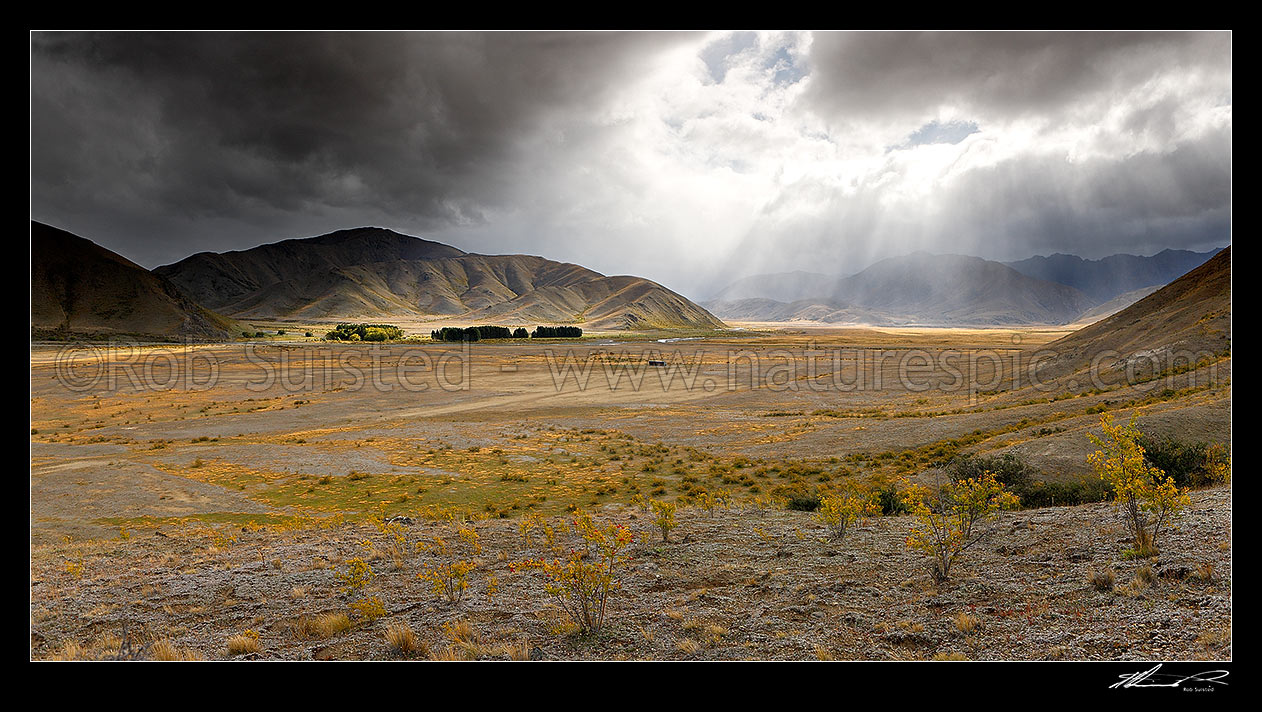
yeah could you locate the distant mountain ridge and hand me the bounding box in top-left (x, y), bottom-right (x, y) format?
top-left (704, 252), bottom-right (1092, 326)
top-left (1003, 248), bottom-right (1223, 302)
top-left (705, 246), bottom-right (1226, 326)
top-left (155, 227), bottom-right (724, 330)
top-left (31, 222), bottom-right (238, 340)
top-left (1036, 247), bottom-right (1230, 381)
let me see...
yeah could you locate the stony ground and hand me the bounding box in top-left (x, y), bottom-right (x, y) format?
top-left (30, 332), bottom-right (1231, 661)
top-left (30, 487), bottom-right (1231, 661)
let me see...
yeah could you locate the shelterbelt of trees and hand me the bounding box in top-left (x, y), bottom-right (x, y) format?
top-left (431, 325), bottom-right (582, 341)
top-left (322, 323), bottom-right (583, 342)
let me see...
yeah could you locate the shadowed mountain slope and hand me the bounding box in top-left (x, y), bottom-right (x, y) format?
top-left (31, 222), bottom-right (238, 340)
top-left (1036, 247), bottom-right (1230, 381)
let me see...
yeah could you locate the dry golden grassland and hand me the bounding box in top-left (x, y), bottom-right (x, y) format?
top-left (30, 328), bottom-right (1230, 660)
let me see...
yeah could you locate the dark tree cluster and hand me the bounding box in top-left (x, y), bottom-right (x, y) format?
top-left (429, 325), bottom-right (582, 341)
top-left (531, 326), bottom-right (583, 338)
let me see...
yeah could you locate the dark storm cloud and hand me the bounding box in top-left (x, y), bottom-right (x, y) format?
top-left (31, 31), bottom-right (696, 265)
top-left (932, 128), bottom-right (1231, 257)
top-left (30, 31), bottom-right (1231, 298)
top-left (802, 31), bottom-right (1231, 122)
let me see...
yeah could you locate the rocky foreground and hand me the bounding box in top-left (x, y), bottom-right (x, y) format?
top-left (30, 488), bottom-right (1231, 661)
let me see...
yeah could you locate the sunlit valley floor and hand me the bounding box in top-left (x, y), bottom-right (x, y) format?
top-left (30, 328), bottom-right (1231, 660)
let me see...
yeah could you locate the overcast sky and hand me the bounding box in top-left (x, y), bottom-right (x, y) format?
top-left (30, 31), bottom-right (1231, 299)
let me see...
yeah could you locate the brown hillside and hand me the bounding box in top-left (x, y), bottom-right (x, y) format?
top-left (156, 228), bottom-right (724, 330)
top-left (30, 222), bottom-right (238, 341)
top-left (1036, 246), bottom-right (1230, 382)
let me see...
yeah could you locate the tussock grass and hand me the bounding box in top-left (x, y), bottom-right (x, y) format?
top-left (953, 612), bottom-right (981, 634)
top-left (226, 632), bottom-right (260, 656)
top-left (385, 621), bottom-right (425, 657)
top-left (150, 638), bottom-right (202, 661)
top-left (504, 639), bottom-right (532, 661)
top-left (292, 612), bottom-right (352, 640)
top-left (676, 638), bottom-right (701, 654)
top-left (438, 619), bottom-right (486, 660)
top-left (1197, 625), bottom-right (1231, 650)
top-left (1088, 567), bottom-right (1115, 592)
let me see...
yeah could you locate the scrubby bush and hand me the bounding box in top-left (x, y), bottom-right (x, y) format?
top-left (945, 453), bottom-right (1034, 492)
top-left (350, 596), bottom-right (387, 621)
top-left (650, 499), bottom-right (677, 542)
top-left (1089, 414), bottom-right (1190, 558)
top-left (773, 484), bottom-right (820, 512)
top-left (1136, 435), bottom-right (1232, 489)
top-left (747, 493), bottom-right (785, 517)
top-left (336, 558), bottom-right (374, 597)
top-left (1016, 478), bottom-right (1110, 508)
top-left (946, 453), bottom-right (1107, 508)
top-left (815, 485), bottom-right (881, 541)
top-left (419, 560), bottom-right (474, 604)
top-left (514, 516), bottom-right (634, 634)
top-left (875, 482), bottom-right (908, 515)
top-left (695, 489), bottom-right (729, 517)
top-left (901, 471), bottom-right (1019, 583)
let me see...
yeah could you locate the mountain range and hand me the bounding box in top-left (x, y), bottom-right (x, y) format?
top-left (706, 253), bottom-right (1092, 326)
top-left (1004, 248), bottom-right (1223, 303)
top-left (1036, 246), bottom-right (1230, 382)
top-left (704, 247), bottom-right (1224, 326)
top-left (154, 227), bottom-right (723, 330)
top-left (30, 220), bottom-right (1229, 338)
top-left (30, 223), bottom-right (725, 338)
